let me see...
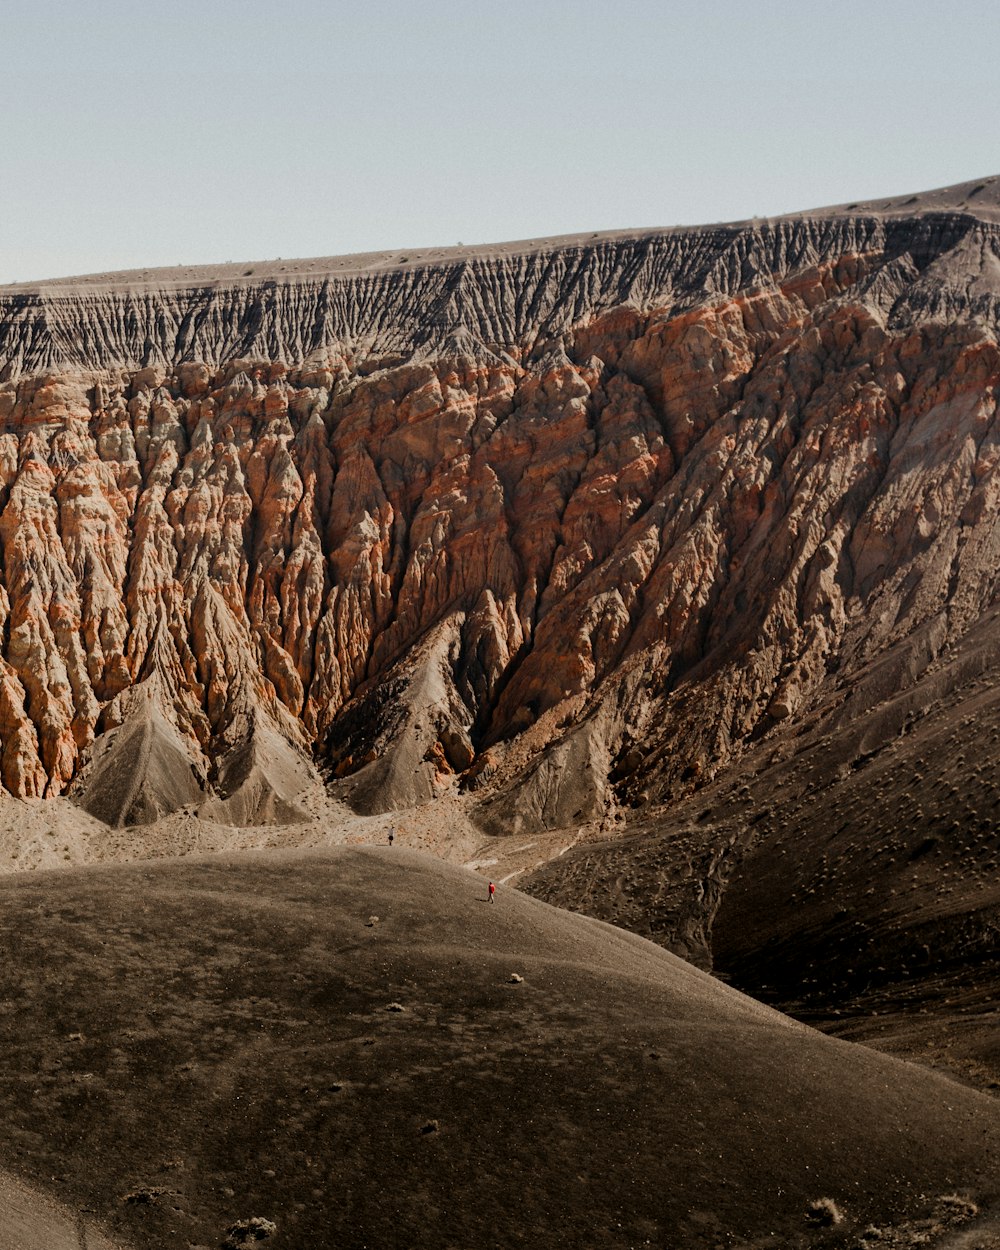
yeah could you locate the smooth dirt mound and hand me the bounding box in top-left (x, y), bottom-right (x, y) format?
top-left (0, 848), bottom-right (998, 1249)
top-left (72, 696), bottom-right (204, 826)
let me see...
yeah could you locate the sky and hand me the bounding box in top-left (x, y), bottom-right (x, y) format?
top-left (2, 0), bottom-right (999, 284)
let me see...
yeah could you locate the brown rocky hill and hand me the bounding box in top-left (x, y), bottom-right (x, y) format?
top-left (1, 846), bottom-right (999, 1250)
top-left (2, 177), bottom-right (1000, 1020)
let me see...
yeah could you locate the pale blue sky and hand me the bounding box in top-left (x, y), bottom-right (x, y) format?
top-left (2, 0), bottom-right (998, 283)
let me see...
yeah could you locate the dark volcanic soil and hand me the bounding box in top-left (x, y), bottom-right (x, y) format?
top-left (0, 848), bottom-right (998, 1250)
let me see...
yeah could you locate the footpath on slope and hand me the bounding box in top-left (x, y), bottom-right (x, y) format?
top-left (0, 1165), bottom-right (126, 1250)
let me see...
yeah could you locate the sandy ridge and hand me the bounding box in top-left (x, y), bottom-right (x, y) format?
top-left (3, 173), bottom-right (999, 295)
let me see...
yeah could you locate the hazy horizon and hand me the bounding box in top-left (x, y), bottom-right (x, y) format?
top-left (4, 0), bottom-right (999, 285)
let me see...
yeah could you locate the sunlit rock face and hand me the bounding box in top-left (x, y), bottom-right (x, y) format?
top-left (2, 182), bottom-right (1000, 827)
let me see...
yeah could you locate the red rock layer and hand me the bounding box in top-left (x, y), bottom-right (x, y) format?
top-left (0, 248), bottom-right (996, 827)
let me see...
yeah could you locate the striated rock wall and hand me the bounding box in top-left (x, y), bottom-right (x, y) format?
top-left (0, 194), bottom-right (999, 828)
top-left (2, 213), bottom-right (999, 380)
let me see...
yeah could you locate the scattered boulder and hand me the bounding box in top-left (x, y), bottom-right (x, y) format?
top-left (805, 1197), bottom-right (844, 1227)
top-left (222, 1217), bottom-right (277, 1247)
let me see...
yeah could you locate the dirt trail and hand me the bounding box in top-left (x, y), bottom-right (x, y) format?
top-left (0, 1167), bottom-right (124, 1250)
top-left (934, 1214), bottom-right (1000, 1249)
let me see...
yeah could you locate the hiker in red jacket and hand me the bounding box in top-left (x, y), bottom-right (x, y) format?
top-left (488, 881), bottom-right (496, 904)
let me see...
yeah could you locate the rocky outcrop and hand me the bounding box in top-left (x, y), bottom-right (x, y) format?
top-left (1, 179), bottom-right (1000, 832)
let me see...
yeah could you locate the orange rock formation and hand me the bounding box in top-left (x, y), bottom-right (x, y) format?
top-left (0, 180), bottom-right (999, 832)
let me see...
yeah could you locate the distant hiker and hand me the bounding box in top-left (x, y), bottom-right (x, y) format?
top-left (488, 881), bottom-right (496, 904)
top-left (388, 827), bottom-right (394, 847)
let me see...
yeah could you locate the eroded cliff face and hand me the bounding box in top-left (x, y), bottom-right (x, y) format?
top-left (1, 189), bottom-right (1000, 832)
